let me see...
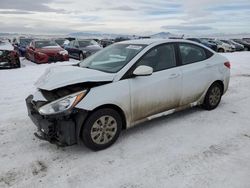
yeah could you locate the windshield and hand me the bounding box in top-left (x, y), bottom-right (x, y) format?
top-left (79, 40), bottom-right (98, 47)
top-left (20, 38), bottom-right (32, 46)
top-left (35, 41), bottom-right (59, 48)
top-left (221, 40), bottom-right (230, 44)
top-left (55, 39), bottom-right (65, 46)
top-left (215, 40), bottom-right (223, 45)
top-left (200, 39), bottom-right (209, 43)
top-left (79, 43), bottom-right (146, 73)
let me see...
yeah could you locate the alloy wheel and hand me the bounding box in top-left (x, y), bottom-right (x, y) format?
top-left (90, 115), bottom-right (118, 145)
top-left (209, 86), bottom-right (221, 106)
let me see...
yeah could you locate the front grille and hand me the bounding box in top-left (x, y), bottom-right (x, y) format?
top-left (48, 54), bottom-right (62, 62)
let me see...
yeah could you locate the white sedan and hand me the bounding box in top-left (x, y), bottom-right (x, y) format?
top-left (26, 39), bottom-right (230, 151)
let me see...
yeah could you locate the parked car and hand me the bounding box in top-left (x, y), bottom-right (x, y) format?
top-left (208, 39), bottom-right (234, 52)
top-left (232, 39), bottom-right (250, 51)
top-left (13, 37), bottom-right (33, 56)
top-left (114, 37), bottom-right (130, 42)
top-left (224, 40), bottom-right (244, 51)
top-left (99, 39), bottom-right (114, 48)
top-left (54, 38), bottom-right (68, 48)
top-left (26, 40), bottom-right (69, 64)
top-left (26, 39), bottom-right (230, 151)
top-left (186, 38), bottom-right (217, 51)
top-left (242, 38), bottom-right (250, 43)
top-left (219, 39), bottom-right (237, 52)
top-left (0, 40), bottom-right (20, 68)
top-left (64, 39), bottom-right (103, 60)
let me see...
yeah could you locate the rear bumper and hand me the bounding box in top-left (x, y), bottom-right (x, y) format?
top-left (26, 95), bottom-right (87, 146)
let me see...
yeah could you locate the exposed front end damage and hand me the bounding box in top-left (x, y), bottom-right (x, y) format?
top-left (0, 50), bottom-right (20, 69)
top-left (26, 80), bottom-right (112, 146)
top-left (26, 94), bottom-right (88, 146)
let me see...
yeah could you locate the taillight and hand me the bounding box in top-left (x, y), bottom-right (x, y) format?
top-left (224, 61), bottom-right (231, 69)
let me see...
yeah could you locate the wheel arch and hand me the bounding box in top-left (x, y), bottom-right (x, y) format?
top-left (199, 80), bottom-right (225, 105)
top-left (211, 80), bottom-right (224, 93)
top-left (77, 103), bottom-right (127, 136)
top-left (218, 47), bottom-right (225, 52)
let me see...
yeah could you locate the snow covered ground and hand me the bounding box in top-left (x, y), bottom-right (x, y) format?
top-left (0, 53), bottom-right (250, 188)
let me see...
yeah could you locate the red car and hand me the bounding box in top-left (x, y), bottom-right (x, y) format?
top-left (0, 40), bottom-right (20, 68)
top-left (26, 40), bottom-right (69, 64)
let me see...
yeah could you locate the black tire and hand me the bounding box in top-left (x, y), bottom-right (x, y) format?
top-left (25, 52), bottom-right (29, 60)
top-left (15, 58), bottom-right (21, 68)
top-left (79, 52), bottom-right (85, 60)
top-left (202, 83), bottom-right (223, 110)
top-left (81, 108), bottom-right (122, 151)
top-left (218, 48), bottom-right (224, 53)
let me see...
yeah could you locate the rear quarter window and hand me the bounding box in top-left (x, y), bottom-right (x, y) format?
top-left (179, 43), bottom-right (213, 65)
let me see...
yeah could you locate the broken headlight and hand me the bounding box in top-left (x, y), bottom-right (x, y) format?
top-left (38, 90), bottom-right (87, 115)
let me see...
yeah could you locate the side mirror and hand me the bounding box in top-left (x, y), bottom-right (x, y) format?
top-left (133, 65), bottom-right (153, 76)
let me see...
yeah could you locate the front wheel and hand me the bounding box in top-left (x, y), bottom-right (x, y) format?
top-left (202, 83), bottom-right (223, 110)
top-left (15, 58), bottom-right (21, 68)
top-left (81, 108), bottom-right (122, 151)
top-left (218, 48), bottom-right (225, 53)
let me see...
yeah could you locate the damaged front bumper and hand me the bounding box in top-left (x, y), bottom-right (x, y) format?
top-left (0, 61), bottom-right (14, 68)
top-left (25, 95), bottom-right (87, 146)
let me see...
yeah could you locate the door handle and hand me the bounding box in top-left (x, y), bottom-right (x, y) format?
top-left (169, 73), bottom-right (180, 79)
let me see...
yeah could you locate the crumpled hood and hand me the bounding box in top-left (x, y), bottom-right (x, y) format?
top-left (35, 65), bottom-right (115, 91)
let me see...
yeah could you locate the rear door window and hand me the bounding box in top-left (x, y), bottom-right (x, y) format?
top-left (179, 43), bottom-right (208, 65)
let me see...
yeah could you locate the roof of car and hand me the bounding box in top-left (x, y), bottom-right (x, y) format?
top-left (119, 39), bottom-right (193, 45)
top-left (33, 39), bottom-right (51, 42)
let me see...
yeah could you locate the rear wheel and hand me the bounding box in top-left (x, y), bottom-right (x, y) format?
top-left (81, 108), bottom-right (122, 151)
top-left (202, 83), bottom-right (223, 110)
top-left (15, 58), bottom-right (21, 68)
top-left (79, 53), bottom-right (85, 60)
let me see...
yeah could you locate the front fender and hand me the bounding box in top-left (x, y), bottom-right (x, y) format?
top-left (75, 79), bottom-right (131, 127)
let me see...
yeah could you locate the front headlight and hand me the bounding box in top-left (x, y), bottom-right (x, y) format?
top-left (59, 50), bottom-right (68, 55)
top-left (38, 90), bottom-right (87, 115)
top-left (38, 52), bottom-right (43, 55)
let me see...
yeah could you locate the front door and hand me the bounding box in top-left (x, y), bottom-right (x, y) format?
top-left (129, 44), bottom-right (182, 123)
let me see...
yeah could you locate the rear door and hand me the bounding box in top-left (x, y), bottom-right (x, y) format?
top-left (128, 43), bottom-right (182, 123)
top-left (178, 43), bottom-right (214, 106)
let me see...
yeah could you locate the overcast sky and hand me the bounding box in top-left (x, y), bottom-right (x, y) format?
top-left (0, 0), bottom-right (249, 35)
